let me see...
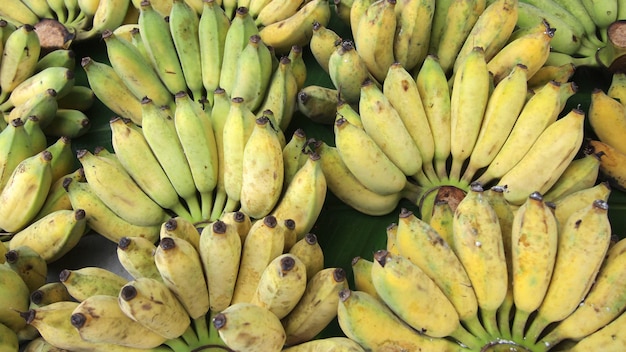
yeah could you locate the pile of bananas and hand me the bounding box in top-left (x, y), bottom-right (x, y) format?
top-left (15, 214), bottom-right (359, 351)
top-left (339, 182), bottom-right (625, 351)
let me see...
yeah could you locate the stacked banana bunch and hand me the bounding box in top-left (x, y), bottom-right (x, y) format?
top-left (17, 214), bottom-right (363, 351)
top-left (586, 72), bottom-right (626, 192)
top-left (339, 182), bottom-right (626, 351)
top-left (0, 245), bottom-right (50, 351)
top-left (0, 0), bottom-right (137, 48)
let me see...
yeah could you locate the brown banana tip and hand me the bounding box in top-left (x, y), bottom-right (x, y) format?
top-left (399, 208), bottom-right (412, 218)
top-left (118, 237), bottom-right (131, 250)
top-left (70, 313), bottom-right (87, 328)
top-left (333, 267), bottom-right (346, 282)
top-left (338, 288), bottom-right (351, 302)
top-left (160, 237), bottom-right (176, 250)
top-left (212, 313), bottom-right (227, 329)
top-left (351, 256), bottom-right (361, 266)
top-left (280, 256), bottom-right (296, 271)
top-left (469, 181), bottom-right (484, 192)
top-left (213, 220), bottom-right (227, 234)
top-left (233, 211), bottom-right (246, 222)
top-left (30, 290), bottom-right (44, 305)
top-left (120, 285), bottom-right (137, 301)
top-left (264, 215), bottom-right (278, 228)
top-left (20, 309), bottom-right (36, 324)
top-left (74, 209), bottom-right (86, 220)
top-left (58, 269), bottom-right (71, 282)
top-left (373, 249), bottom-right (389, 266)
top-left (304, 233), bottom-right (318, 245)
top-left (284, 219), bottom-right (296, 230)
top-left (593, 199), bottom-right (609, 210)
top-left (165, 218), bottom-right (179, 231)
top-left (529, 191), bottom-right (543, 201)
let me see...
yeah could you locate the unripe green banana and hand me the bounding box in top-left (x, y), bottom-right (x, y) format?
top-left (256, 56), bottom-right (299, 131)
top-left (0, 264), bottom-right (30, 333)
top-left (34, 49), bottom-right (75, 73)
top-left (230, 34), bottom-right (273, 112)
top-left (42, 109), bottom-right (91, 138)
top-left (169, 0), bottom-right (204, 100)
top-left (0, 24), bottom-right (41, 99)
top-left (6, 88), bottom-right (58, 127)
top-left (220, 7), bottom-right (259, 96)
top-left (198, 0), bottom-right (230, 104)
top-left (0, 118), bottom-right (37, 191)
top-left (45, 136), bottom-right (75, 184)
top-left (55, 85), bottom-right (96, 111)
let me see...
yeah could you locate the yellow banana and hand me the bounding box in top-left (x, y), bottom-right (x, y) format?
top-left (69, 294), bottom-right (168, 348)
top-left (212, 303), bottom-right (286, 351)
top-left (154, 236), bottom-right (209, 319)
top-left (258, 0), bottom-right (332, 55)
top-left (63, 177), bottom-right (161, 243)
top-left (282, 267), bottom-right (349, 346)
top-left (23, 116), bottom-right (47, 156)
top-left (42, 108), bottom-right (92, 139)
top-left (327, 39), bottom-right (371, 104)
top-left (509, 191), bottom-right (558, 341)
top-left (198, 0), bottom-right (230, 104)
top-left (58, 266), bottom-right (128, 302)
top-left (219, 7), bottom-right (258, 96)
top-left (428, 197), bottom-right (455, 246)
top-left (461, 63), bottom-right (528, 183)
top-left (8, 209), bottom-right (87, 263)
top-left (587, 139), bottom-right (626, 191)
top-left (255, 0), bottom-right (304, 26)
top-left (199, 219), bottom-right (241, 311)
top-left (527, 63), bottom-right (576, 91)
top-left (0, 263), bottom-right (31, 332)
top-left (288, 44), bottom-right (307, 92)
top-left (476, 80), bottom-right (562, 185)
top-left (230, 34), bottom-right (273, 112)
top-left (498, 108), bottom-right (585, 205)
top-left (309, 21), bottom-right (341, 74)
top-left (169, 0), bottom-right (204, 100)
top-left (118, 277), bottom-right (190, 339)
top-left (255, 56), bottom-right (299, 132)
top-left (250, 253), bottom-right (307, 319)
top-left (0, 24), bottom-right (41, 98)
top-left (0, 150), bottom-right (52, 233)
top-left (552, 181), bottom-right (612, 231)
top-left (542, 151), bottom-right (601, 202)
top-left (288, 232), bottom-right (324, 281)
top-left (607, 71), bottom-right (626, 105)
top-left (296, 85), bottom-right (339, 125)
top-left (6, 88), bottom-right (58, 127)
top-left (567, 311), bottom-right (626, 351)
top-left (220, 210), bottom-right (252, 243)
top-left (452, 183), bottom-right (508, 337)
top-left (448, 46), bottom-right (490, 183)
top-left (589, 87), bottom-right (626, 155)
top-left (160, 216), bottom-right (200, 251)
top-left (45, 136), bottom-right (75, 184)
top-left (351, 256), bottom-right (379, 299)
top-left (282, 336), bottom-right (366, 352)
top-left (116, 236), bottom-right (163, 281)
top-left (29, 281), bottom-right (73, 308)
top-left (525, 199), bottom-right (612, 343)
top-left (77, 0), bottom-right (132, 40)
top-left (354, 0), bottom-right (396, 82)
top-left (393, 0), bottom-right (434, 71)
top-left (0, 118), bottom-right (37, 191)
top-left (282, 128), bottom-right (309, 188)
top-left (0, 0), bottom-right (39, 27)
top-left (337, 289), bottom-right (465, 352)
top-left (8, 66), bottom-right (75, 109)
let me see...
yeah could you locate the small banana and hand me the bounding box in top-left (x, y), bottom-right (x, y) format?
top-left (230, 34), bottom-right (273, 112)
top-left (198, 0), bottom-right (231, 103)
top-left (0, 263), bottom-right (31, 332)
top-left (282, 128), bottom-right (308, 187)
top-left (288, 232), bottom-right (325, 282)
top-left (0, 118), bottom-right (37, 191)
top-left (29, 281), bottom-right (73, 307)
top-left (8, 66), bottom-right (75, 110)
top-left (255, 0), bottom-right (304, 26)
top-left (199, 219), bottom-right (242, 312)
top-left (154, 236), bottom-right (209, 319)
top-left (256, 56), bottom-right (299, 131)
top-left (567, 311), bottom-right (626, 351)
top-left (0, 24), bottom-right (41, 98)
top-left (42, 108), bottom-right (92, 139)
top-left (393, 0), bottom-right (434, 71)
top-left (296, 85), bottom-right (339, 125)
top-left (6, 88), bottom-right (58, 127)
top-left (525, 199), bottom-right (612, 343)
top-left (160, 216), bottom-right (200, 251)
top-left (8, 209), bottom-right (87, 263)
top-left (589, 88), bottom-right (626, 156)
top-left (23, 116), bottom-right (47, 157)
top-left (587, 139), bottom-right (626, 191)
top-left (351, 256), bottom-right (379, 298)
top-left (169, 0), bottom-right (204, 100)
top-left (59, 266), bottom-right (128, 302)
top-left (118, 277), bottom-right (191, 339)
top-left (0, 150), bottom-right (52, 233)
top-left (349, 0), bottom-right (374, 39)
top-left (220, 210), bottom-right (252, 243)
top-left (581, 0), bottom-right (618, 31)
top-left (327, 40), bottom-right (370, 104)
top-left (0, 0), bottom-right (39, 27)
top-left (527, 63), bottom-right (576, 91)
top-left (309, 21), bottom-right (341, 74)
top-left (116, 236), bottom-right (163, 281)
top-left (212, 303), bottom-right (286, 352)
top-left (219, 7), bottom-right (259, 96)
top-left (282, 336), bottom-right (366, 352)
top-left (543, 151), bottom-right (601, 202)
top-left (45, 136), bottom-right (75, 184)
top-left (282, 267), bottom-right (348, 346)
top-left (77, 0), bottom-right (132, 40)
top-left (69, 294), bottom-right (168, 348)
top-left (353, 0), bottom-right (396, 82)
top-left (552, 181), bottom-right (612, 231)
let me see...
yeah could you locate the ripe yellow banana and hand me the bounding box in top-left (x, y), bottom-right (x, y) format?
top-left (354, 0), bottom-right (396, 83)
top-left (199, 219), bottom-right (241, 312)
top-left (212, 303), bottom-right (286, 352)
top-left (6, 88), bottom-right (58, 127)
top-left (587, 139), bottom-right (626, 191)
top-left (282, 267), bottom-right (349, 346)
top-left (220, 210), bottom-right (252, 243)
top-left (0, 0), bottom-right (39, 27)
top-left (59, 266), bottom-right (128, 302)
top-left (282, 336), bottom-right (366, 352)
top-left (608, 71), bottom-right (626, 105)
top-left (527, 63), bottom-right (576, 91)
top-left (393, 0), bottom-right (434, 71)
top-left (525, 199), bottom-right (612, 343)
top-left (327, 39), bottom-right (371, 104)
top-left (255, 0), bottom-right (304, 26)
top-left (29, 281), bottom-right (73, 308)
top-left (70, 294), bottom-right (168, 348)
top-left (589, 88), bottom-right (626, 155)
top-left (116, 236), bottom-right (163, 282)
top-left (288, 232), bottom-right (325, 280)
top-left (78, 0), bottom-right (132, 41)
top-left (160, 216), bottom-right (200, 251)
top-left (309, 21), bottom-right (341, 74)
top-left (0, 263), bottom-right (30, 332)
top-left (552, 181), bottom-right (612, 231)
top-left (498, 108), bottom-right (585, 205)
top-left (543, 151), bottom-right (601, 202)
top-left (8, 66), bottom-right (75, 112)
top-left (567, 311), bottom-right (626, 351)
top-left (351, 256), bottom-right (379, 299)
top-left (4, 245), bottom-right (46, 293)
top-left (428, 197), bottom-right (455, 246)
top-left (282, 128), bottom-right (309, 187)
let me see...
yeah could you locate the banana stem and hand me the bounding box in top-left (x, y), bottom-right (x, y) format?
top-left (181, 324), bottom-right (200, 347)
top-left (185, 195), bottom-right (203, 223)
top-left (210, 188), bottom-right (227, 221)
top-left (200, 191), bottom-right (213, 222)
top-left (422, 162), bottom-right (441, 186)
top-left (524, 315), bottom-right (551, 346)
top-left (434, 158), bottom-right (449, 181)
top-left (411, 168), bottom-right (434, 188)
top-left (480, 308), bottom-right (500, 338)
top-left (497, 292), bottom-right (514, 340)
top-left (193, 314), bottom-right (211, 345)
top-left (449, 324), bottom-right (483, 350)
top-left (461, 315), bottom-right (491, 345)
top-left (222, 198), bottom-right (239, 214)
top-left (511, 309), bottom-right (531, 343)
top-left (163, 337), bottom-right (190, 352)
top-left (171, 202), bottom-right (195, 223)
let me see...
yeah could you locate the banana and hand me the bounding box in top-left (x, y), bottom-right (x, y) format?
top-left (0, 0), bottom-right (39, 27)
top-left (256, 56), bottom-right (299, 131)
top-left (8, 209), bottom-right (87, 263)
top-left (589, 88), bottom-right (626, 155)
top-left (393, 0), bottom-right (434, 71)
top-left (6, 88), bottom-right (58, 127)
top-left (525, 199), bottom-right (612, 343)
top-left (116, 236), bottom-right (162, 281)
top-left (288, 232), bottom-right (324, 281)
top-left (80, 57), bottom-right (143, 125)
top-left (230, 34), bottom-right (273, 113)
top-left (543, 151), bottom-right (601, 202)
top-left (0, 263), bottom-right (30, 333)
top-left (77, 0), bottom-right (131, 40)
top-left (0, 118), bottom-right (36, 191)
top-left (255, 0), bottom-right (304, 26)
top-left (384, 62), bottom-right (438, 185)
top-left (498, 108), bottom-right (585, 205)
top-left (415, 54), bottom-right (451, 181)
top-left (219, 7), bottom-right (259, 96)
top-left (138, 0), bottom-right (187, 96)
top-left (282, 336), bottom-right (366, 352)
top-left (118, 277), bottom-right (190, 339)
top-left (259, 0), bottom-right (332, 55)
top-left (249, 0), bottom-right (274, 18)
top-left (608, 71), bottom-right (626, 104)
top-left (0, 24), bottom-right (41, 99)
top-left (174, 91), bottom-right (219, 220)
top-left (231, 215), bottom-right (285, 304)
top-left (454, 0), bottom-right (518, 74)
top-left (22, 116), bottom-right (46, 155)
top-left (160, 216), bottom-right (201, 251)
top-left (102, 30), bottom-right (173, 109)
top-left (587, 139), bottom-right (626, 191)
top-left (395, 208), bottom-right (489, 341)
top-left (354, 0), bottom-right (396, 82)
top-left (508, 192), bottom-right (558, 341)
top-left (427, 197), bottom-right (455, 246)
top-left (282, 128), bottom-right (308, 187)
top-left (169, 0), bottom-right (204, 101)
top-left (198, 220), bottom-right (241, 311)
top-left (42, 108), bottom-right (92, 138)
top-left (337, 289), bottom-right (465, 352)
top-left (527, 63), bottom-right (576, 91)
top-left (0, 322), bottom-right (18, 352)
top-left (350, 256), bottom-right (379, 299)
top-left (154, 236), bottom-right (209, 319)
top-left (198, 0), bottom-right (230, 104)
top-left (552, 181), bottom-right (611, 231)
top-left (460, 63), bottom-right (528, 184)
top-left (309, 21), bottom-right (341, 74)
top-left (539, 237), bottom-right (626, 348)
top-left (581, 0), bottom-right (618, 30)
top-left (250, 253), bottom-right (307, 319)
top-left (29, 281), bottom-right (73, 307)
top-left (77, 148), bottom-right (170, 226)
top-left (567, 311), bottom-right (626, 351)
top-left (270, 152), bottom-right (327, 237)
top-left (140, 98), bottom-right (202, 221)
top-left (7, 66), bottom-right (75, 110)
top-left (315, 140), bottom-right (405, 216)
top-left (58, 266), bottom-right (128, 302)
top-left (426, 0), bottom-right (452, 56)
top-left (476, 80), bottom-right (562, 185)
top-left (282, 267), bottom-right (348, 346)
top-left (55, 85), bottom-right (95, 112)
top-left (448, 46), bottom-right (490, 183)
top-left (69, 294), bottom-right (168, 348)
top-left (333, 117), bottom-right (407, 195)
top-left (327, 39), bottom-right (371, 104)
top-left (296, 85), bottom-right (338, 125)
top-left (63, 177), bottom-right (161, 243)
top-left (208, 88), bottom-right (231, 220)
top-left (0, 150), bottom-right (52, 233)
top-left (436, 0), bottom-right (487, 74)
top-left (452, 183), bottom-right (508, 337)
top-left (551, 0), bottom-right (604, 45)
top-left (289, 43), bottom-right (307, 91)
top-left (220, 210), bottom-right (252, 243)
top-left (212, 303), bottom-right (286, 351)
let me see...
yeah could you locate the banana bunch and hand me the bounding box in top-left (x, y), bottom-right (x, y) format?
top-left (0, 0), bottom-right (138, 48)
top-left (0, 23), bottom-right (95, 139)
top-left (22, 215), bottom-right (351, 351)
top-left (586, 71), bottom-right (626, 191)
top-left (339, 182), bottom-right (626, 351)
